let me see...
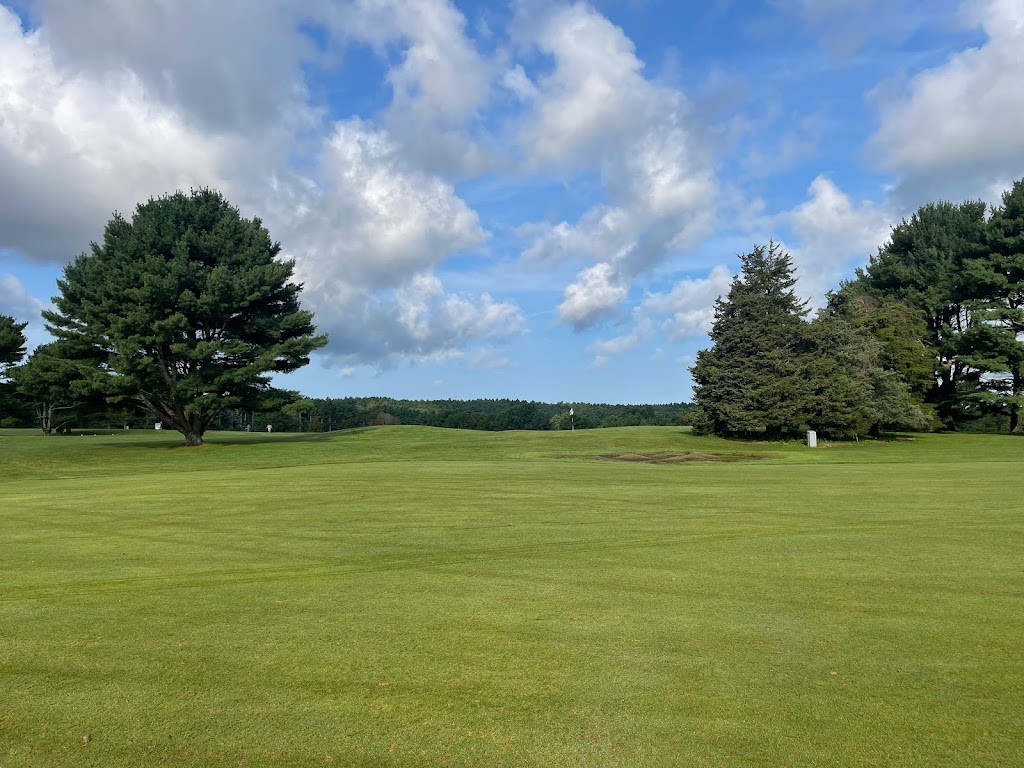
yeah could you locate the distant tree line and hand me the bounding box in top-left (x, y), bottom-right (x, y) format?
top-left (692, 178), bottom-right (1024, 438)
top-left (221, 397), bottom-right (694, 433)
top-left (0, 390), bottom-right (692, 434)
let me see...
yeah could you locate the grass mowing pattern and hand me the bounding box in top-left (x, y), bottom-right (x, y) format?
top-left (1, 426), bottom-right (1022, 766)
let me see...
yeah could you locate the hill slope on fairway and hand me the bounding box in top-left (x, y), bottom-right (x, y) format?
top-left (1, 427), bottom-right (1022, 767)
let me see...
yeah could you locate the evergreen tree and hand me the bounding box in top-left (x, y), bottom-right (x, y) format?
top-left (9, 342), bottom-right (95, 435)
top-left (964, 178), bottom-right (1024, 431)
top-left (0, 314), bottom-right (28, 374)
top-left (804, 312), bottom-right (931, 437)
top-left (853, 200), bottom-right (989, 427)
top-left (44, 189), bottom-right (328, 445)
top-left (0, 314), bottom-right (29, 421)
top-left (691, 242), bottom-right (809, 438)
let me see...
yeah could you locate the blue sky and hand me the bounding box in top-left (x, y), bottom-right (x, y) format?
top-left (2, 0), bottom-right (1022, 403)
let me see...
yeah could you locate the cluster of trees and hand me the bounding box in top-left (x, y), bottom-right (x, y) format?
top-left (1, 190), bottom-right (326, 445)
top-left (692, 179), bottom-right (1024, 438)
top-left (7, 179), bottom-right (1021, 444)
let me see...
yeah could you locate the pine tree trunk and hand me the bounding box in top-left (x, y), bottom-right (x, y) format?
top-left (1012, 372), bottom-right (1022, 433)
top-left (38, 404), bottom-right (53, 436)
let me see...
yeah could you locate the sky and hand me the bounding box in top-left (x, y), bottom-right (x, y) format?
top-left (1, 0), bottom-right (1023, 404)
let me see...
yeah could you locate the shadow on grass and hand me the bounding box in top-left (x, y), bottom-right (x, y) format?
top-left (99, 428), bottom-right (375, 450)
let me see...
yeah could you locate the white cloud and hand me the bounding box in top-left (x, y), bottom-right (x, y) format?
top-left (0, 273), bottom-right (44, 322)
top-left (0, 6), bottom-right (237, 261)
top-left (557, 263), bottom-right (629, 329)
top-left (0, 5), bottom-right (521, 369)
top-left (515, 2), bottom-right (716, 329)
top-left (24, 0), bottom-right (312, 133)
top-left (572, 263), bottom-right (732, 366)
top-left (586, 317), bottom-right (652, 362)
top-left (261, 120), bottom-right (523, 365)
top-left (500, 64), bottom-right (538, 102)
top-left (784, 175), bottom-right (893, 299)
top-left (585, 176), bottom-right (892, 362)
top-left (320, 0), bottom-right (494, 175)
top-left (515, 3), bottom-right (652, 170)
top-left (641, 265), bottom-right (733, 342)
top-left (868, 0), bottom-right (1024, 203)
top-left (283, 120), bottom-right (485, 290)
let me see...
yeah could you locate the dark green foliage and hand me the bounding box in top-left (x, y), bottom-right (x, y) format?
top-left (803, 313), bottom-right (931, 437)
top-left (0, 315), bottom-right (30, 420)
top-left (690, 242), bottom-right (809, 438)
top-left (9, 342), bottom-right (99, 435)
top-left (969, 179), bottom-right (1024, 431)
top-left (246, 397), bottom-right (692, 433)
top-left (826, 289), bottom-right (937, 408)
top-left (692, 243), bottom-right (929, 440)
top-left (0, 314), bottom-right (28, 372)
top-left (852, 200), bottom-right (989, 427)
top-left (43, 189), bottom-right (327, 445)
top-left (844, 184), bottom-right (1024, 432)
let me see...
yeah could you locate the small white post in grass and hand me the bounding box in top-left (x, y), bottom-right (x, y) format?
top-left (570, 407), bottom-right (575, 431)
top-left (806, 430), bottom-right (817, 448)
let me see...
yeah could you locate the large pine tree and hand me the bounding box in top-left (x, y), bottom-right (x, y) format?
top-left (44, 189), bottom-right (328, 445)
top-left (853, 200), bottom-right (989, 427)
top-left (690, 242), bottom-right (808, 438)
top-left (960, 179), bottom-right (1024, 431)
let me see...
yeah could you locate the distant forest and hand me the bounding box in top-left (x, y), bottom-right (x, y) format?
top-left (241, 398), bottom-right (694, 433)
top-left (1, 397), bottom-right (694, 434)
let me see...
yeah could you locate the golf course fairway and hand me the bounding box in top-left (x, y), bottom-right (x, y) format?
top-left (1, 426), bottom-right (1021, 767)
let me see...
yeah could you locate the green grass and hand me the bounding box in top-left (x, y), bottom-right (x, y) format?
top-left (1, 426), bottom-right (1022, 767)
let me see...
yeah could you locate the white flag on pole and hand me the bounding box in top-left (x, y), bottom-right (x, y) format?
top-left (569, 408), bottom-right (574, 416)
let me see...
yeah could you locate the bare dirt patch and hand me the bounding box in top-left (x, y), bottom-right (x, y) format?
top-left (553, 451), bottom-right (769, 464)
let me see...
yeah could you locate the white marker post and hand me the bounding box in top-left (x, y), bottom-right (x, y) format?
top-left (570, 407), bottom-right (575, 431)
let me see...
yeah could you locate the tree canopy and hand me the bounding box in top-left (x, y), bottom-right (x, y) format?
top-left (0, 314), bottom-right (28, 374)
top-left (44, 189), bottom-right (327, 445)
top-left (691, 243), bottom-right (929, 439)
top-left (690, 242), bottom-right (809, 438)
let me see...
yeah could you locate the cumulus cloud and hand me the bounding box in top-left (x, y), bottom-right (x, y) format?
top-left (576, 263), bottom-right (732, 366)
top-left (784, 175), bottom-right (893, 298)
top-left (319, 0), bottom-right (494, 175)
top-left (557, 263), bottom-right (629, 329)
top-left (573, 174), bottom-right (891, 364)
top-left (308, 275), bottom-right (523, 367)
top-left (261, 120), bottom-right (523, 365)
top-left (280, 120), bottom-right (485, 289)
top-left (641, 265), bottom-right (734, 342)
top-left (0, 6), bottom-right (240, 261)
top-left (24, 0), bottom-right (312, 133)
top-left (0, 4), bottom-right (522, 368)
top-left (0, 273), bottom-right (44, 322)
top-left (868, 0), bottom-right (1024, 204)
top-left (515, 2), bottom-right (716, 329)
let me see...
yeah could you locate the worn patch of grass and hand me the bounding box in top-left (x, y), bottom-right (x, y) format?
top-left (1, 426), bottom-right (1022, 766)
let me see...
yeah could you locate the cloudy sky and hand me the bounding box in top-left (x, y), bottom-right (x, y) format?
top-left (2, 0), bottom-right (1023, 403)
